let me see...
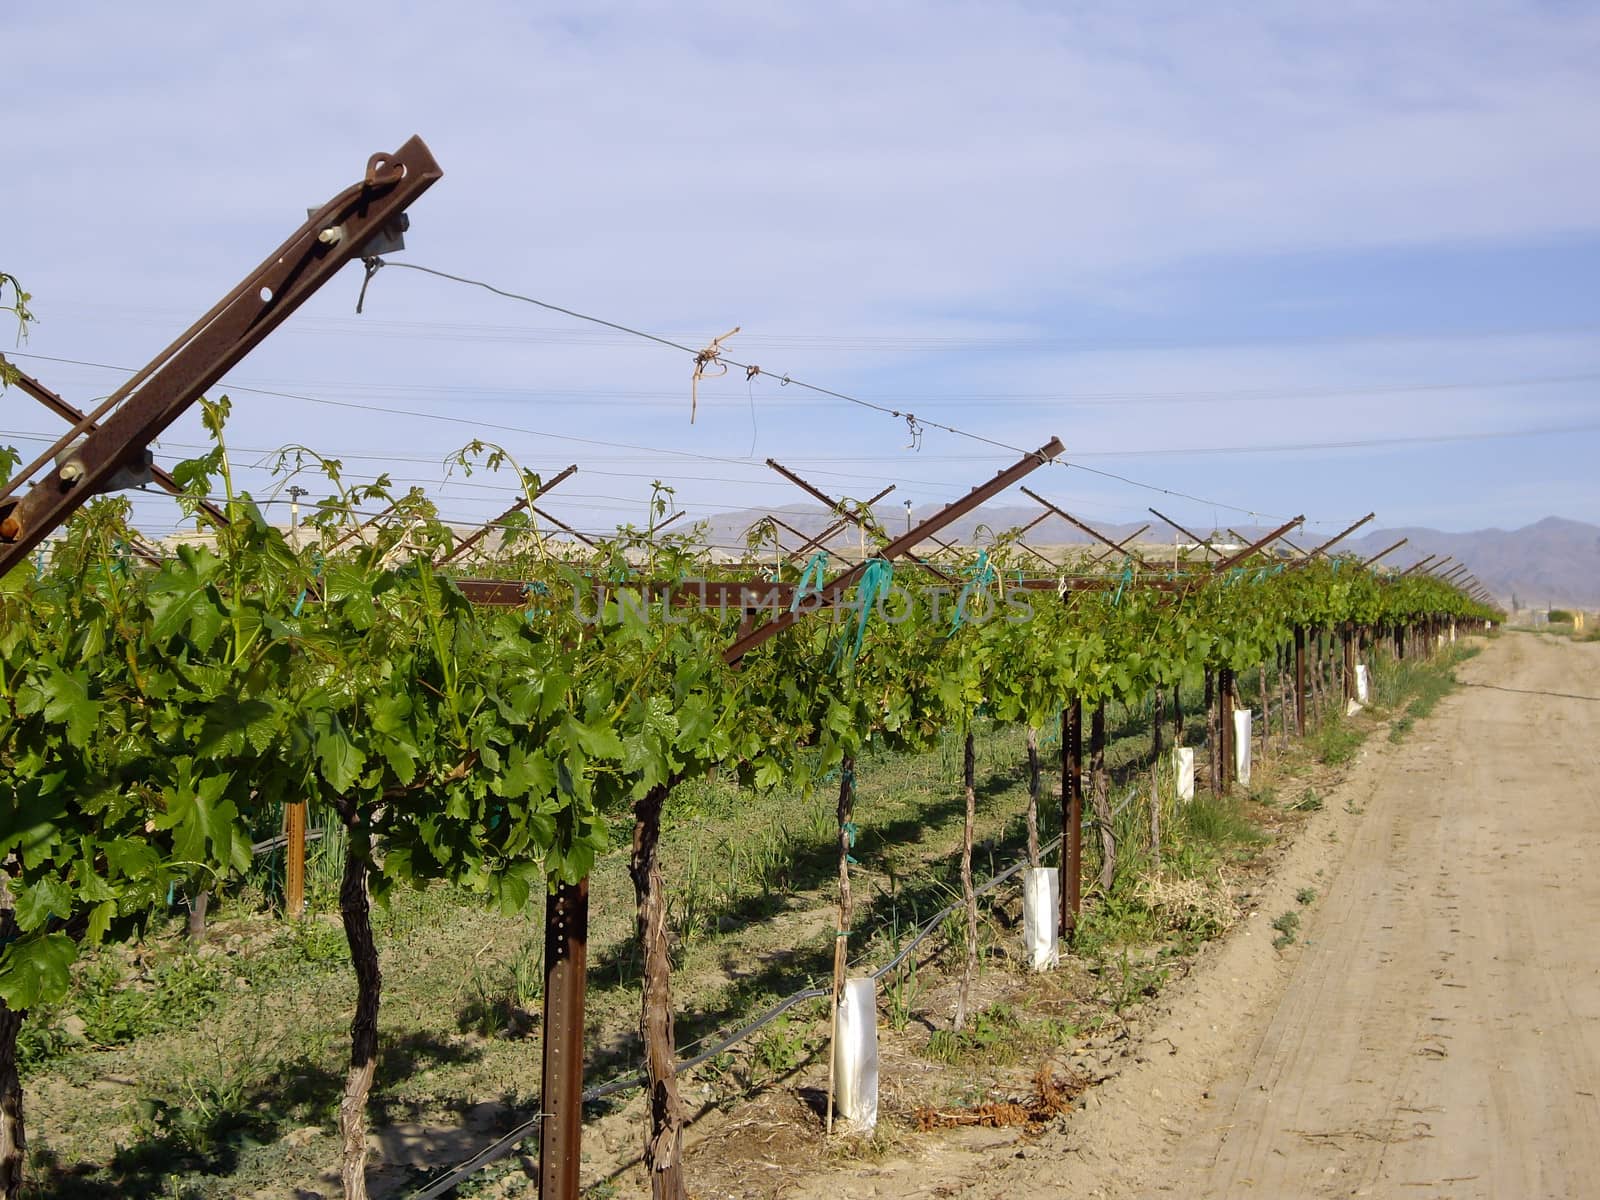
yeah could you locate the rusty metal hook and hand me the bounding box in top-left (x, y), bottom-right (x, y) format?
top-left (365, 152), bottom-right (406, 186)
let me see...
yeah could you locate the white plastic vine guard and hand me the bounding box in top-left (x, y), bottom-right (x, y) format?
top-left (833, 977), bottom-right (879, 1133)
top-left (1022, 867), bottom-right (1059, 971)
top-left (1450, 624), bottom-right (1457, 643)
top-left (1233, 708), bottom-right (1252, 787)
top-left (1355, 663), bottom-right (1371, 705)
top-left (1173, 747), bottom-right (1195, 802)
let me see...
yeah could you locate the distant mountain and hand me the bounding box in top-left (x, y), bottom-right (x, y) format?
top-left (695, 506), bottom-right (1600, 610)
top-left (1343, 517), bottom-right (1600, 611)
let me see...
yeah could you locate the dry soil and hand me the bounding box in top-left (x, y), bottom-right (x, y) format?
top-left (772, 633), bottom-right (1600, 1200)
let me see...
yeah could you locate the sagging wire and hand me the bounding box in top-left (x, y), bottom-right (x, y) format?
top-left (404, 827), bottom-right (1067, 1200)
top-left (359, 261), bottom-right (1306, 517)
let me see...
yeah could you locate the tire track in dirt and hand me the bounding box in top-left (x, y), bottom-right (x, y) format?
top-left (1150, 633), bottom-right (1600, 1198)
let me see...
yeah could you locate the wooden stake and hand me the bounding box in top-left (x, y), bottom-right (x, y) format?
top-left (285, 800), bottom-right (307, 920)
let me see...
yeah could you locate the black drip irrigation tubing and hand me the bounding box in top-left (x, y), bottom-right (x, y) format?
top-left (406, 831), bottom-right (1066, 1199)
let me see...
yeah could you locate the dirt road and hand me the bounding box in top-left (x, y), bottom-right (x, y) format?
top-left (1150, 632), bottom-right (1600, 1199)
top-left (783, 634), bottom-right (1600, 1200)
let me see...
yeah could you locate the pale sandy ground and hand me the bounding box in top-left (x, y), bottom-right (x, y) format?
top-left (774, 632), bottom-right (1600, 1200)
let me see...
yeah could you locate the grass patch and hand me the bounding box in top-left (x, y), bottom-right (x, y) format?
top-left (1312, 712), bottom-right (1363, 765)
top-left (927, 1003), bottom-right (1024, 1066)
top-left (1287, 788), bottom-right (1322, 812)
top-left (1271, 910), bottom-right (1300, 950)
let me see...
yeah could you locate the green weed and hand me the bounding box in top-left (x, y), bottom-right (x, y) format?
top-left (751, 1014), bottom-right (808, 1079)
top-left (927, 1002), bottom-right (1021, 1065)
top-left (1271, 910), bottom-right (1300, 950)
top-left (1101, 948), bottom-right (1167, 1014)
top-left (1313, 714), bottom-right (1363, 765)
top-left (75, 953), bottom-right (228, 1048)
top-left (1288, 789), bottom-right (1323, 812)
top-left (885, 959), bottom-right (921, 1032)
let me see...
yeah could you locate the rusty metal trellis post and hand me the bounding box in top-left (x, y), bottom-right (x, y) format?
top-left (540, 877), bottom-right (590, 1199)
top-left (1061, 697), bottom-right (1083, 941)
top-left (1294, 626), bottom-right (1307, 736)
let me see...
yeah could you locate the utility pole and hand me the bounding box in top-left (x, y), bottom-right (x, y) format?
top-left (287, 486), bottom-right (308, 550)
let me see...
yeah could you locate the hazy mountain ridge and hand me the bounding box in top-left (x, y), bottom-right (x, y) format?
top-left (696, 507), bottom-right (1600, 609)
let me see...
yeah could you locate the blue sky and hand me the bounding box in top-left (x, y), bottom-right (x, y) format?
top-left (4, 0), bottom-right (1597, 543)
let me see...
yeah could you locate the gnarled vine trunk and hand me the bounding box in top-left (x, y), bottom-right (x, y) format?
top-left (338, 819), bottom-right (381, 1200)
top-left (1258, 663), bottom-right (1270, 765)
top-left (1091, 706), bottom-right (1114, 892)
top-left (187, 888), bottom-right (209, 942)
top-left (631, 783), bottom-right (687, 1199)
top-left (1024, 726), bottom-right (1041, 867)
top-left (1204, 669), bottom-right (1220, 795)
top-left (1149, 692), bottom-right (1163, 869)
top-left (0, 873), bottom-right (24, 1200)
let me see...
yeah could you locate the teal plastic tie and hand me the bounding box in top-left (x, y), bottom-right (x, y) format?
top-left (789, 551), bottom-right (830, 613)
top-left (950, 551), bottom-right (997, 632)
top-left (834, 558), bottom-right (894, 667)
top-left (1113, 557), bottom-right (1134, 607)
top-left (291, 552), bottom-right (324, 618)
top-left (842, 820), bottom-right (860, 864)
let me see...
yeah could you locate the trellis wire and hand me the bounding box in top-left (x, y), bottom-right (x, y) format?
top-left (406, 830), bottom-right (1065, 1200)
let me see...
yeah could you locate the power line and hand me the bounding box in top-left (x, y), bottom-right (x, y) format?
top-left (54, 299), bottom-right (1600, 355)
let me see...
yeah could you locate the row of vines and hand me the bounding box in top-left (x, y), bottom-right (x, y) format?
top-left (0, 400), bottom-right (1498, 1199)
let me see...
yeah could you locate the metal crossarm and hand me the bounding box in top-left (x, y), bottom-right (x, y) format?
top-left (0, 137), bottom-right (443, 575)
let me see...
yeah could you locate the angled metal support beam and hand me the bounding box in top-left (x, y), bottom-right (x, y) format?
top-left (1424, 556), bottom-right (1457, 577)
top-left (770, 515), bottom-right (857, 569)
top-left (652, 510), bottom-right (686, 535)
top-left (1024, 488), bottom-right (1151, 568)
top-left (767, 459), bottom-right (890, 534)
top-left (6, 365), bottom-right (231, 530)
top-left (996, 512), bottom-right (1059, 570)
top-left (1362, 537), bottom-right (1408, 568)
top-left (1304, 512), bottom-right (1375, 558)
top-left (724, 438), bottom-right (1063, 663)
top-left (436, 464), bottom-right (578, 565)
top-left (1400, 554), bottom-right (1438, 576)
top-left (781, 486), bottom-right (896, 560)
top-left (1148, 507), bottom-right (1220, 559)
top-left (325, 500), bottom-right (399, 552)
top-left (1229, 525), bottom-right (1311, 561)
top-left (0, 136), bottom-right (443, 573)
top-left (530, 505), bottom-right (600, 549)
top-left (1216, 515), bottom-right (1305, 573)
top-left (1087, 523), bottom-right (1150, 567)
